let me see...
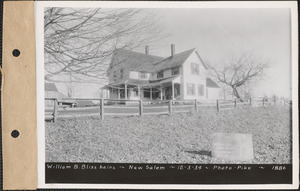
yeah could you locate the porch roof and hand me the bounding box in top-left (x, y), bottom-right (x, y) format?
top-left (104, 75), bottom-right (181, 89)
top-left (206, 78), bottom-right (220, 88)
top-left (149, 75), bottom-right (180, 86)
top-left (103, 78), bottom-right (150, 89)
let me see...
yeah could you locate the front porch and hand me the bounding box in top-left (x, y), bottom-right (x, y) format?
top-left (103, 77), bottom-right (181, 101)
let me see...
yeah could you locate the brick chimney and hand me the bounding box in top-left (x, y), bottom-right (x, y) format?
top-left (171, 44), bottom-right (175, 57)
top-left (145, 45), bottom-right (149, 55)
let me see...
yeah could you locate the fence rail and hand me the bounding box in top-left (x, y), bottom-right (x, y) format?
top-left (45, 97), bottom-right (290, 122)
top-left (45, 98), bottom-right (58, 122)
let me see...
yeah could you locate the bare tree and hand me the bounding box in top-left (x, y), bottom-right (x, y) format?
top-left (209, 53), bottom-right (270, 101)
top-left (44, 8), bottom-right (165, 81)
top-left (65, 72), bottom-right (75, 97)
top-left (218, 83), bottom-right (233, 100)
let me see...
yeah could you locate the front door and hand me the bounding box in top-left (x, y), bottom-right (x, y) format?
top-left (165, 86), bottom-right (172, 100)
top-left (174, 83), bottom-right (181, 99)
top-left (165, 84), bottom-right (180, 100)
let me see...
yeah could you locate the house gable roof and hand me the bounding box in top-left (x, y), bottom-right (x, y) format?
top-left (206, 78), bottom-right (220, 88)
top-left (108, 49), bottom-right (163, 73)
top-left (108, 48), bottom-right (208, 73)
top-left (153, 48), bottom-right (195, 71)
top-left (195, 51), bottom-right (208, 70)
top-left (45, 82), bottom-right (58, 92)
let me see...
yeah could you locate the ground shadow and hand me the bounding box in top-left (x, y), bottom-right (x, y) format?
top-left (185, 150), bottom-right (212, 157)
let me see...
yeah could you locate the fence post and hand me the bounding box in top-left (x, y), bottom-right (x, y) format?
top-left (53, 98), bottom-right (58, 123)
top-left (139, 100), bottom-right (143, 116)
top-left (234, 98), bottom-right (237, 108)
top-left (195, 99), bottom-right (198, 113)
top-left (169, 100), bottom-right (173, 115)
top-left (217, 100), bottom-right (220, 112)
top-left (262, 98), bottom-right (265, 107)
top-left (249, 98), bottom-right (252, 107)
top-left (100, 98), bottom-right (104, 120)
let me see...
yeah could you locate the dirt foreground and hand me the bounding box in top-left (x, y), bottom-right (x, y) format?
top-left (46, 106), bottom-right (292, 164)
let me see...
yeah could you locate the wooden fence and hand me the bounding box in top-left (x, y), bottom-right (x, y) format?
top-left (45, 98), bottom-right (58, 122)
top-left (217, 99), bottom-right (248, 112)
top-left (217, 98), bottom-right (289, 112)
top-left (45, 97), bottom-right (290, 122)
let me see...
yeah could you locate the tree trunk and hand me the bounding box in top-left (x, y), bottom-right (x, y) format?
top-left (232, 86), bottom-right (243, 102)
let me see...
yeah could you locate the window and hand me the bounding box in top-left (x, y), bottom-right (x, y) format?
top-left (157, 71), bottom-right (164, 79)
top-left (172, 67), bottom-right (179, 75)
top-left (119, 69), bottom-right (124, 79)
top-left (140, 72), bottom-right (146, 79)
top-left (187, 83), bottom-right (195, 95)
top-left (191, 63), bottom-right (199, 75)
top-left (113, 71), bottom-right (118, 82)
top-left (198, 84), bottom-right (204, 96)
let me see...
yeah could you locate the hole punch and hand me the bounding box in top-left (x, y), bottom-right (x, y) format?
top-left (12, 49), bottom-right (20, 57)
top-left (11, 130), bottom-right (20, 138)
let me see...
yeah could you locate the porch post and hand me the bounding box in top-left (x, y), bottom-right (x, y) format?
top-left (172, 82), bottom-right (175, 100)
top-left (138, 85), bottom-right (141, 99)
top-left (53, 99), bottom-right (58, 123)
top-left (101, 89), bottom-right (105, 98)
top-left (150, 86), bottom-right (152, 100)
top-left (160, 85), bottom-right (163, 100)
top-left (118, 88), bottom-right (120, 100)
top-left (100, 98), bottom-right (104, 120)
top-left (125, 84), bottom-right (128, 100)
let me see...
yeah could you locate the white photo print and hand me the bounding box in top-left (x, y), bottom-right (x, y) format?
top-left (35, 1), bottom-right (299, 189)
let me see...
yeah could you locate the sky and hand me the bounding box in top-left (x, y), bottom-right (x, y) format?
top-left (48, 7), bottom-right (293, 99)
top-left (134, 8), bottom-right (292, 98)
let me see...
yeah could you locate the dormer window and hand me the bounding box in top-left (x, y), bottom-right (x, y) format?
top-left (157, 71), bottom-right (164, 79)
top-left (172, 67), bottom-right (179, 75)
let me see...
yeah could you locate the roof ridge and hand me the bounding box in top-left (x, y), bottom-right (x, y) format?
top-left (115, 47), bottom-right (195, 62)
top-left (169, 48), bottom-right (195, 57)
top-left (115, 48), bottom-right (164, 60)
top-left (109, 47), bottom-right (199, 73)
top-left (154, 48), bottom-right (195, 64)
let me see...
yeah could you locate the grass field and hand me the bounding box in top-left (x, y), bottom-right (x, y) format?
top-left (46, 105), bottom-right (292, 164)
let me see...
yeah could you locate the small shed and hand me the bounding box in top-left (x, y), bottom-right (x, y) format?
top-left (45, 82), bottom-right (59, 98)
top-left (45, 82), bottom-right (67, 107)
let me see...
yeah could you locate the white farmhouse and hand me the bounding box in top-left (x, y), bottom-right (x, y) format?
top-left (104, 45), bottom-right (221, 101)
